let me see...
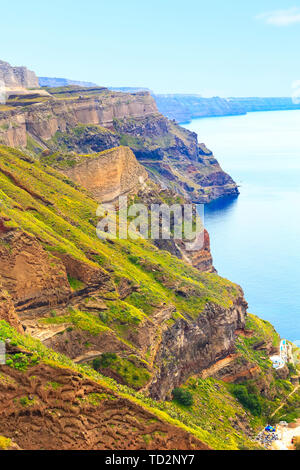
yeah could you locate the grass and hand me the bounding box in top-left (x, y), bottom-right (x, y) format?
top-left (1, 145), bottom-right (298, 448)
top-left (0, 144), bottom-right (240, 331)
top-left (93, 352), bottom-right (151, 388)
top-left (67, 275), bottom-right (85, 291)
top-left (0, 319), bottom-right (258, 449)
top-left (0, 436), bottom-right (12, 450)
top-left (42, 309), bottom-right (110, 336)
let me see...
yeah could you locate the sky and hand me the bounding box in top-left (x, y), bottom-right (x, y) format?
top-left (1, 0), bottom-right (300, 96)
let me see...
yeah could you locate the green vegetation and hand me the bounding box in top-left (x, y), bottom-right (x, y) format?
top-left (92, 352), bottom-right (151, 388)
top-left (0, 145), bottom-right (298, 450)
top-left (0, 436), bottom-right (12, 450)
top-left (18, 396), bottom-right (36, 407)
top-left (236, 313), bottom-right (280, 371)
top-left (67, 275), bottom-right (85, 291)
top-left (0, 144), bottom-right (240, 333)
top-left (42, 309), bottom-right (110, 336)
top-left (231, 384), bottom-right (262, 416)
top-left (172, 387), bottom-right (193, 407)
top-left (5, 352), bottom-right (39, 371)
top-left (0, 320), bottom-right (260, 449)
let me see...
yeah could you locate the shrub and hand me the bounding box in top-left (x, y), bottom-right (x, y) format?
top-left (92, 353), bottom-right (117, 370)
top-left (92, 357), bottom-right (101, 371)
top-left (232, 385), bottom-right (262, 416)
top-left (287, 363), bottom-right (297, 376)
top-left (172, 387), bottom-right (193, 407)
top-left (99, 352), bottom-right (117, 368)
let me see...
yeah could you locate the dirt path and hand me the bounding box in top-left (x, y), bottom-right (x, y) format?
top-left (270, 385), bottom-right (299, 418)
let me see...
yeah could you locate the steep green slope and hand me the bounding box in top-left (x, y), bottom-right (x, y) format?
top-left (0, 319), bottom-right (261, 450)
top-left (0, 144), bottom-right (299, 450)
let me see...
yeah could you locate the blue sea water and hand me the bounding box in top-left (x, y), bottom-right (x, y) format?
top-left (184, 110), bottom-right (300, 342)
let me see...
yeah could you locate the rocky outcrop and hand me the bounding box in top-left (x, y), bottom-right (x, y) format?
top-left (177, 229), bottom-right (214, 273)
top-left (0, 60), bottom-right (39, 89)
top-left (0, 283), bottom-right (22, 333)
top-left (0, 230), bottom-right (71, 313)
top-left (149, 294), bottom-right (248, 400)
top-left (0, 86), bottom-right (239, 203)
top-left (113, 114), bottom-right (238, 203)
top-left (0, 361), bottom-right (210, 450)
top-left (62, 146), bottom-right (148, 202)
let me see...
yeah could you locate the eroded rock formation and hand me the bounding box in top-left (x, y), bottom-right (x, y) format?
top-left (62, 146), bottom-right (148, 202)
top-left (0, 230), bottom-right (71, 313)
top-left (0, 86), bottom-right (239, 203)
top-left (0, 60), bottom-right (39, 89)
top-left (149, 294), bottom-right (248, 399)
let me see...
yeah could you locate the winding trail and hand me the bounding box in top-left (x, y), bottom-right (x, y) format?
top-left (270, 385), bottom-right (299, 418)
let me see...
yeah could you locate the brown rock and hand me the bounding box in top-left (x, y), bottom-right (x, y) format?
top-left (62, 146), bottom-right (148, 202)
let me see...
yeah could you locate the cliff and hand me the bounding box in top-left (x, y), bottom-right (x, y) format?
top-left (0, 283), bottom-right (22, 333)
top-left (0, 144), bottom-right (298, 450)
top-left (59, 146), bottom-right (148, 202)
top-left (39, 77), bottom-right (97, 88)
top-left (0, 86), bottom-right (239, 203)
top-left (0, 60), bottom-right (39, 89)
top-left (0, 323), bottom-right (210, 450)
top-left (154, 94), bottom-right (300, 123)
top-left (154, 94), bottom-right (245, 123)
top-left (228, 97), bottom-right (300, 113)
top-left (0, 146), bottom-right (243, 396)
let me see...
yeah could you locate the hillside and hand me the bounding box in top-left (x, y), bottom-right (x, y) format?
top-left (154, 95), bottom-right (245, 122)
top-left (0, 85), bottom-right (238, 203)
top-left (0, 144), bottom-right (299, 450)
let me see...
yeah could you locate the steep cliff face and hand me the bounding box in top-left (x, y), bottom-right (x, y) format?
top-left (0, 144), bottom-right (298, 451)
top-left (0, 230), bottom-right (71, 313)
top-left (0, 145), bottom-right (244, 395)
top-left (0, 330), bottom-right (210, 450)
top-left (61, 146), bottom-right (148, 202)
top-left (0, 60), bottom-right (39, 89)
top-left (0, 86), bottom-right (239, 203)
top-left (0, 88), bottom-right (157, 148)
top-left (0, 283), bottom-right (22, 333)
top-left (149, 295), bottom-right (247, 400)
top-left (39, 76), bottom-right (98, 88)
top-left (154, 94), bottom-right (246, 123)
top-left (113, 115), bottom-right (239, 203)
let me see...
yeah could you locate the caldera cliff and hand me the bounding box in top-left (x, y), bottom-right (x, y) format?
top-left (0, 84), bottom-right (238, 203)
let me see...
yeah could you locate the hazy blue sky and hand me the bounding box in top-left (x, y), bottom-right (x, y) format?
top-left (2, 0), bottom-right (300, 96)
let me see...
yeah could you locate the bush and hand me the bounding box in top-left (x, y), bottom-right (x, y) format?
top-left (287, 363), bottom-right (297, 376)
top-left (172, 387), bottom-right (193, 407)
top-left (232, 385), bottom-right (262, 416)
top-left (92, 353), bottom-right (119, 371)
top-left (92, 357), bottom-right (101, 371)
